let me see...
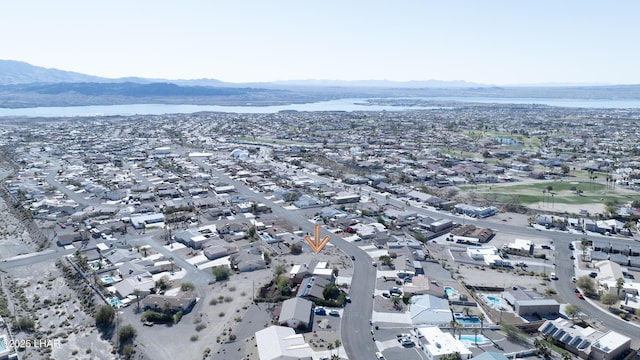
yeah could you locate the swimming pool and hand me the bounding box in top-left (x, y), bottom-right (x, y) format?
top-left (109, 297), bottom-right (123, 308)
top-left (456, 316), bottom-right (481, 324)
top-left (445, 287), bottom-right (457, 296)
top-left (486, 296), bottom-right (501, 305)
top-left (459, 334), bottom-right (488, 344)
top-left (102, 276), bottom-right (116, 284)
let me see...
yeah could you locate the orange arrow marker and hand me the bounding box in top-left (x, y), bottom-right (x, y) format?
top-left (304, 223), bottom-right (331, 253)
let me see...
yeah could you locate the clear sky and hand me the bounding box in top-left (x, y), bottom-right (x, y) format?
top-left (1, 1), bottom-right (639, 85)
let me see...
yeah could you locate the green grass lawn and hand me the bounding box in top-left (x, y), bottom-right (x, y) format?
top-left (467, 181), bottom-right (640, 206)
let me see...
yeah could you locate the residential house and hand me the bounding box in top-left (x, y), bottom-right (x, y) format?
top-left (502, 286), bottom-right (559, 317)
top-left (278, 297), bottom-right (313, 331)
top-left (142, 291), bottom-right (197, 314)
top-left (409, 294), bottom-right (453, 326)
top-left (255, 325), bottom-right (313, 360)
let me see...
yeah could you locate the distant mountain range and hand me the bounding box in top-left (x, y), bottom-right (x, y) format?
top-left (0, 59), bottom-right (488, 88)
top-left (0, 59), bottom-right (639, 109)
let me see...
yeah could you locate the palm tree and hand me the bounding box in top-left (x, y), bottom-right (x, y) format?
top-left (477, 313), bottom-right (485, 333)
top-left (391, 296), bottom-right (403, 311)
top-left (327, 343), bottom-right (334, 358)
top-left (616, 277), bottom-right (625, 297)
top-left (133, 288), bottom-right (141, 312)
top-left (463, 307), bottom-right (471, 317)
top-left (473, 327), bottom-right (480, 345)
top-left (334, 339), bottom-right (341, 357)
top-left (169, 257), bottom-right (175, 274)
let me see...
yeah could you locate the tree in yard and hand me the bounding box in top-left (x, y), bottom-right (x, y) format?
top-left (576, 276), bottom-right (595, 295)
top-left (180, 282), bottom-right (196, 292)
top-left (133, 289), bottom-right (141, 313)
top-left (213, 266), bottom-right (230, 281)
top-left (94, 304), bottom-right (115, 328)
top-left (616, 277), bottom-right (625, 297)
top-left (323, 283), bottom-right (340, 300)
top-left (391, 296), bottom-right (403, 311)
top-left (246, 226), bottom-right (256, 239)
top-left (118, 324), bottom-right (137, 344)
top-left (601, 292), bottom-right (618, 310)
top-left (440, 352), bottom-right (462, 360)
top-left (274, 264), bottom-right (286, 276)
top-left (289, 243), bottom-right (302, 255)
top-left (565, 303), bottom-right (581, 323)
top-left (155, 275), bottom-right (170, 292)
top-left (533, 338), bottom-right (551, 358)
top-left (379, 255), bottom-right (393, 267)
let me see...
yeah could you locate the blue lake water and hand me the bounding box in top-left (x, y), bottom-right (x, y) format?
top-left (1, 96), bottom-right (640, 118)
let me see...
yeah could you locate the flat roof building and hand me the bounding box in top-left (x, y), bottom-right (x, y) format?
top-left (416, 326), bottom-right (472, 360)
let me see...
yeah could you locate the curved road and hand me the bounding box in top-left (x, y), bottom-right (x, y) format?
top-left (17, 153), bottom-right (640, 358)
top-left (191, 158), bottom-right (380, 359)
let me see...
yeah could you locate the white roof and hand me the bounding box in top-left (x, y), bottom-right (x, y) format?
top-left (592, 331), bottom-right (631, 353)
top-left (255, 325), bottom-right (312, 360)
top-left (417, 326), bottom-right (472, 358)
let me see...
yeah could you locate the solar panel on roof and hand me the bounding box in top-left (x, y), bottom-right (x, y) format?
top-left (539, 322), bottom-right (554, 334)
top-left (578, 340), bottom-right (590, 349)
top-left (553, 329), bottom-right (566, 339)
top-left (569, 337), bottom-right (582, 347)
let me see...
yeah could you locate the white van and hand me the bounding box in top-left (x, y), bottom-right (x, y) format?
top-left (550, 272), bottom-right (558, 280)
top-left (376, 352), bottom-right (385, 360)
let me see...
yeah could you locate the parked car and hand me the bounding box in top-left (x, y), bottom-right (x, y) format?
top-left (389, 287), bottom-right (402, 295)
top-left (589, 272), bottom-right (598, 278)
top-left (314, 307), bottom-right (326, 315)
top-left (329, 310), bottom-right (340, 317)
top-left (576, 292), bottom-right (584, 299)
top-left (351, 255), bottom-right (355, 260)
top-left (382, 292), bottom-right (391, 298)
top-left (400, 338), bottom-right (414, 346)
top-left (376, 352), bottom-right (385, 360)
